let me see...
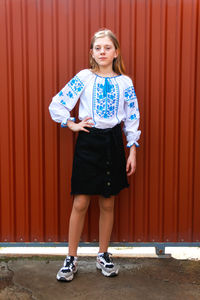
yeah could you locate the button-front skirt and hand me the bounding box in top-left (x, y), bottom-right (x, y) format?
top-left (71, 123), bottom-right (129, 198)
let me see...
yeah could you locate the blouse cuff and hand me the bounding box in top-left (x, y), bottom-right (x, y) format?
top-left (127, 141), bottom-right (140, 148)
top-left (61, 117), bottom-right (75, 128)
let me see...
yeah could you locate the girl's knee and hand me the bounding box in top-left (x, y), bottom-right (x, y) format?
top-left (99, 198), bottom-right (114, 212)
top-left (73, 195), bottom-right (90, 213)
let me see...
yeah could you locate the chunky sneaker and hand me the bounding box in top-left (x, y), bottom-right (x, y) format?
top-left (96, 252), bottom-right (119, 277)
top-left (56, 256), bottom-right (78, 282)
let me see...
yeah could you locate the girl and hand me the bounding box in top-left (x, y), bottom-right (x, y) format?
top-left (49, 28), bottom-right (141, 281)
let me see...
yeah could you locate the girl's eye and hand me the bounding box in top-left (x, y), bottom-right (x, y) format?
top-left (95, 47), bottom-right (111, 50)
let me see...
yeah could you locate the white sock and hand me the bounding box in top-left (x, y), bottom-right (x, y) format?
top-left (67, 255), bottom-right (78, 260)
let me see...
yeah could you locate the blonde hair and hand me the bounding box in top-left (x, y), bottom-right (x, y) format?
top-left (89, 28), bottom-right (126, 75)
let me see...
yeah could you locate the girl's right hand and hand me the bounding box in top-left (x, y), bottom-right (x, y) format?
top-left (67, 117), bottom-right (94, 133)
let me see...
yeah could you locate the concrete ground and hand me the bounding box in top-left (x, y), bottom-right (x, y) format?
top-left (1, 256), bottom-right (200, 300)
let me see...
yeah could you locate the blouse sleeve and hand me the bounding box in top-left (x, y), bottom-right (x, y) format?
top-left (123, 77), bottom-right (141, 147)
top-left (49, 69), bottom-right (90, 127)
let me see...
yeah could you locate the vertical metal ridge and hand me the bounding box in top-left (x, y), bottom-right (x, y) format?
top-left (21, 0), bottom-right (30, 241)
top-left (88, 0), bottom-right (91, 60)
top-left (195, 0), bottom-right (200, 241)
top-left (37, 0), bottom-right (45, 241)
top-left (128, 0), bottom-right (134, 241)
top-left (7, 0), bottom-right (16, 241)
top-left (0, 124), bottom-right (1, 240)
top-left (118, 0), bottom-right (121, 40)
top-left (178, 0), bottom-right (194, 242)
top-left (0, 0), bottom-right (7, 241)
top-left (53, 0), bottom-right (59, 241)
top-left (173, 0), bottom-right (180, 240)
top-left (134, 0), bottom-right (137, 79)
top-left (175, 0), bottom-right (183, 241)
top-left (148, 0), bottom-right (153, 241)
top-left (158, 0), bottom-right (167, 241)
top-left (83, 0), bottom-right (87, 66)
top-left (24, 0), bottom-right (31, 242)
top-left (40, 0), bottom-right (45, 242)
top-left (100, 0), bottom-right (103, 27)
top-left (129, 0), bottom-right (132, 76)
top-left (0, 0), bottom-right (5, 241)
top-left (0, 142), bottom-right (1, 241)
top-left (162, 0), bottom-right (168, 241)
top-left (114, 0), bottom-right (116, 32)
top-left (103, 0), bottom-right (106, 26)
top-left (141, 0), bottom-right (147, 242)
top-left (189, 0), bottom-right (199, 242)
top-left (188, 0), bottom-right (195, 241)
top-left (146, 0), bottom-right (152, 241)
top-left (6, 0), bottom-right (13, 242)
top-left (192, 0), bottom-right (200, 242)
top-left (72, 0), bottom-right (75, 74)
top-left (161, 0), bottom-right (167, 241)
top-left (143, 1), bottom-right (150, 241)
top-left (186, 0), bottom-right (194, 241)
top-left (52, 0), bottom-right (59, 241)
top-left (186, 1), bottom-right (193, 241)
top-left (157, 0), bottom-right (162, 241)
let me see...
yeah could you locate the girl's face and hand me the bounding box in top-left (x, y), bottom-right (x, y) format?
top-left (91, 36), bottom-right (118, 69)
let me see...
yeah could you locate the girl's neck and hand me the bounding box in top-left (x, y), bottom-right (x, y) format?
top-left (96, 66), bottom-right (117, 77)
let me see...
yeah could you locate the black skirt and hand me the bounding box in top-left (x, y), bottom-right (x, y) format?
top-left (71, 123), bottom-right (129, 198)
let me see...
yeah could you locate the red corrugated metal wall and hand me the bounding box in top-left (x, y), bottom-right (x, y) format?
top-left (0, 0), bottom-right (200, 243)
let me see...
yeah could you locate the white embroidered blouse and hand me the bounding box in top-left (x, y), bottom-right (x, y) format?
top-left (49, 69), bottom-right (141, 147)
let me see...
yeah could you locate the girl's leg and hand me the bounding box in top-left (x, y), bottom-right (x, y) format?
top-left (98, 195), bottom-right (115, 253)
top-left (68, 194), bottom-right (90, 256)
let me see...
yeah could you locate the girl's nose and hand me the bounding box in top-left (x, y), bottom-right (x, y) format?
top-left (100, 48), bottom-right (105, 54)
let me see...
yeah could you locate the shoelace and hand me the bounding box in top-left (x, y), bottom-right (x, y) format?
top-left (64, 257), bottom-right (74, 268)
top-left (102, 252), bottom-right (113, 263)
top-left (61, 257), bottom-right (75, 273)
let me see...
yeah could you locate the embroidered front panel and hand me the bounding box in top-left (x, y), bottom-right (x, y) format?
top-left (58, 75), bottom-right (84, 104)
top-left (93, 78), bottom-right (119, 119)
top-left (124, 86), bottom-right (137, 101)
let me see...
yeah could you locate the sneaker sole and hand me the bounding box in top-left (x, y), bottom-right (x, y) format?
top-left (96, 262), bottom-right (119, 277)
top-left (56, 274), bottom-right (74, 282)
top-left (56, 268), bottom-right (78, 282)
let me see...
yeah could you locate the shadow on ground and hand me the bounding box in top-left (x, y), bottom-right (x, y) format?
top-left (1, 256), bottom-right (200, 299)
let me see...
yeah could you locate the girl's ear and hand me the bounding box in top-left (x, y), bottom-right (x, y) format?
top-left (114, 49), bottom-right (119, 58)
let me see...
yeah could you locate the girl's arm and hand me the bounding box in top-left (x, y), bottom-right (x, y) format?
top-left (67, 117), bottom-right (94, 133)
top-left (123, 77), bottom-right (141, 176)
top-left (126, 144), bottom-right (136, 176)
top-left (49, 69), bottom-right (92, 127)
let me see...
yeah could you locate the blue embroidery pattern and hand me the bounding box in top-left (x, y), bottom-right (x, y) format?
top-left (68, 75), bottom-right (84, 96)
top-left (129, 114), bottom-right (137, 120)
top-left (58, 75), bottom-right (84, 104)
top-left (129, 102), bottom-right (135, 108)
top-left (124, 86), bottom-right (136, 101)
top-left (66, 91), bottom-right (73, 98)
top-left (93, 78), bottom-right (119, 119)
top-left (60, 99), bottom-right (66, 105)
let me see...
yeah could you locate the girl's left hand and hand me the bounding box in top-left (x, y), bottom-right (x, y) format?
top-left (126, 153), bottom-right (136, 176)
